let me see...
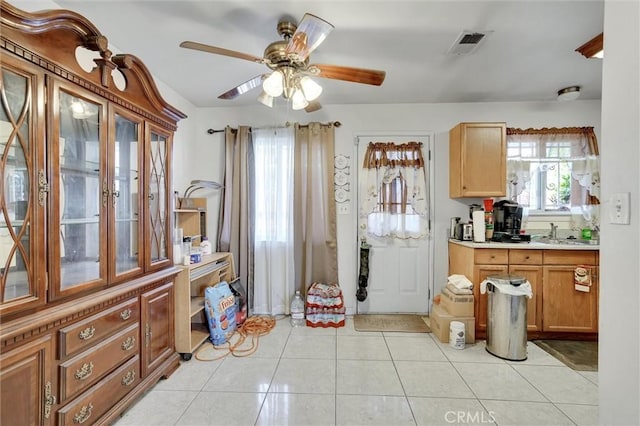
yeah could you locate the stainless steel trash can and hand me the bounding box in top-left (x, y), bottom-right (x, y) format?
top-left (485, 275), bottom-right (528, 361)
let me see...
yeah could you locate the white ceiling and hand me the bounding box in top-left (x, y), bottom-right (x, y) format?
top-left (43, 0), bottom-right (604, 108)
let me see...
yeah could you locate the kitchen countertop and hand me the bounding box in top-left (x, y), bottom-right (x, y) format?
top-left (449, 239), bottom-right (600, 250)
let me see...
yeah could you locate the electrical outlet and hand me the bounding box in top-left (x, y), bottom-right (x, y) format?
top-left (609, 192), bottom-right (630, 224)
top-left (337, 204), bottom-right (350, 215)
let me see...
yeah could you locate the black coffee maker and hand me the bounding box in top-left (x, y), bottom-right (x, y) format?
top-left (492, 200), bottom-right (528, 241)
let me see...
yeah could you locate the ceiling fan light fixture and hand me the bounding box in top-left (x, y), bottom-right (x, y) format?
top-left (299, 76), bottom-right (322, 101)
top-left (257, 91), bottom-right (274, 108)
top-left (285, 13), bottom-right (335, 61)
top-left (557, 86), bottom-right (581, 102)
top-left (291, 88), bottom-right (309, 110)
top-left (263, 70), bottom-right (284, 97)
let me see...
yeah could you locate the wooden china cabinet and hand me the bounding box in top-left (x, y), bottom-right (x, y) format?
top-left (0, 2), bottom-right (186, 424)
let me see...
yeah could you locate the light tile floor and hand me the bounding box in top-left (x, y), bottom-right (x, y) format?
top-left (114, 317), bottom-right (598, 426)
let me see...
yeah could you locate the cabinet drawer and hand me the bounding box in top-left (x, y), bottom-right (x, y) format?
top-left (474, 249), bottom-right (508, 264)
top-left (59, 298), bottom-right (139, 358)
top-left (509, 249), bottom-right (542, 265)
top-left (543, 250), bottom-right (597, 265)
top-left (59, 323), bottom-right (139, 402)
top-left (57, 355), bottom-right (140, 426)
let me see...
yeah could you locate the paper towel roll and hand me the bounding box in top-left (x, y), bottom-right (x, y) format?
top-left (472, 210), bottom-right (486, 242)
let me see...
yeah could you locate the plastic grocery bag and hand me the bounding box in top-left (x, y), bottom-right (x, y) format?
top-left (204, 281), bottom-right (237, 345)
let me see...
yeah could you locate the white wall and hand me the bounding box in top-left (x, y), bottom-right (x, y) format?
top-left (181, 100), bottom-right (601, 314)
top-left (599, 0), bottom-right (640, 423)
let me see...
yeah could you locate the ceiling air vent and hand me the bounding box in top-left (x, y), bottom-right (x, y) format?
top-left (447, 30), bottom-right (492, 56)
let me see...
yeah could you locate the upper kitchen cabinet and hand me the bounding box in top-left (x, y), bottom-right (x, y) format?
top-left (449, 122), bottom-right (507, 198)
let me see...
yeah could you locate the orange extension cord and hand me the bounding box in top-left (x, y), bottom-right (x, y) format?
top-left (195, 316), bottom-right (277, 361)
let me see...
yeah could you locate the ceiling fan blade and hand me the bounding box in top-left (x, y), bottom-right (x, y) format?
top-left (218, 74), bottom-right (268, 100)
top-left (285, 13), bottom-right (334, 61)
top-left (304, 100), bottom-right (322, 113)
top-left (180, 41), bottom-right (266, 64)
top-left (311, 64), bottom-right (386, 86)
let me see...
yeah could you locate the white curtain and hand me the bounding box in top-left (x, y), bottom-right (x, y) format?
top-left (506, 128), bottom-right (600, 202)
top-left (571, 155), bottom-right (601, 199)
top-left (252, 127), bottom-right (295, 315)
top-left (506, 158), bottom-right (535, 200)
top-left (360, 142), bottom-right (429, 239)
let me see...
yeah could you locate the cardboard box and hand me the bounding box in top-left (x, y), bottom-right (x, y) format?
top-left (440, 286), bottom-right (474, 317)
top-left (430, 304), bottom-right (475, 344)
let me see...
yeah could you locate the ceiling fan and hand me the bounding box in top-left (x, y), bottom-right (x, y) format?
top-left (180, 13), bottom-right (386, 111)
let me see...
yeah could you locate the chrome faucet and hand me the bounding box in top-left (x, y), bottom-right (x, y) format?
top-left (549, 223), bottom-right (558, 240)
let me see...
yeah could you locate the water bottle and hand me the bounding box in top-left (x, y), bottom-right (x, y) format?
top-left (290, 290), bottom-right (305, 327)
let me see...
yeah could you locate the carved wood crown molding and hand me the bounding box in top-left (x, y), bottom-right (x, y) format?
top-left (0, 1), bottom-right (187, 127)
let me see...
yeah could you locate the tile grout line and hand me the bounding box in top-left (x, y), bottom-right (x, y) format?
top-left (382, 331), bottom-right (418, 426)
top-left (253, 322), bottom-right (293, 426)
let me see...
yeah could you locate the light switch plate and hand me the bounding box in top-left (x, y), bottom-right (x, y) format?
top-left (609, 192), bottom-right (630, 224)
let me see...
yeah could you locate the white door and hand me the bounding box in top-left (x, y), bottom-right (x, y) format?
top-left (356, 134), bottom-right (434, 314)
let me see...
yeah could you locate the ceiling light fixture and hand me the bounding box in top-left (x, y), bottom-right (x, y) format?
top-left (557, 86), bottom-right (581, 102)
top-left (576, 33), bottom-right (604, 59)
top-left (259, 67), bottom-right (323, 111)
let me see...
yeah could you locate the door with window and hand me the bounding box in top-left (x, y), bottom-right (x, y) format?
top-left (356, 135), bottom-right (433, 313)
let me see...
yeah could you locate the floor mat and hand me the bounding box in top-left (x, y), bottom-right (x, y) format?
top-left (534, 340), bottom-right (598, 371)
top-left (354, 314), bottom-right (431, 333)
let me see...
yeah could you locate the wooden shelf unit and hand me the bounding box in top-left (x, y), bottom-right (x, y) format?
top-left (174, 253), bottom-right (236, 359)
top-left (175, 197), bottom-right (207, 244)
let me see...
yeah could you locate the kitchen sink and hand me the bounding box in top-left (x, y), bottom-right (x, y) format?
top-left (532, 237), bottom-right (599, 246)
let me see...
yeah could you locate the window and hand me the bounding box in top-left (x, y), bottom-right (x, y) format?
top-left (361, 142), bottom-right (428, 238)
top-left (506, 127), bottom-right (600, 214)
top-left (252, 127), bottom-right (294, 242)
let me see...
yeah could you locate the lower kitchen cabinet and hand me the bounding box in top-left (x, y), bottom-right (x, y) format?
top-left (448, 241), bottom-right (598, 338)
top-left (509, 264), bottom-right (543, 331)
top-left (474, 264), bottom-right (508, 330)
top-left (509, 249), bottom-right (544, 332)
top-left (0, 335), bottom-right (55, 426)
top-left (542, 250), bottom-right (598, 333)
top-left (542, 267), bottom-right (598, 332)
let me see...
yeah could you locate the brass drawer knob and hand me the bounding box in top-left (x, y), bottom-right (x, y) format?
top-left (78, 326), bottom-right (95, 340)
top-left (73, 403), bottom-right (93, 424)
top-left (120, 308), bottom-right (132, 320)
top-left (121, 336), bottom-right (136, 351)
top-left (122, 371), bottom-right (136, 386)
top-left (74, 362), bottom-right (94, 381)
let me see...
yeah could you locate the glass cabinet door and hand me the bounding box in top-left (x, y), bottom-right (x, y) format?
top-left (146, 126), bottom-right (172, 270)
top-left (0, 58), bottom-right (46, 315)
top-left (110, 107), bottom-right (143, 281)
top-left (50, 81), bottom-right (108, 299)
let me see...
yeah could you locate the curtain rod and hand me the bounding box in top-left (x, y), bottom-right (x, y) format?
top-left (206, 121), bottom-right (342, 134)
